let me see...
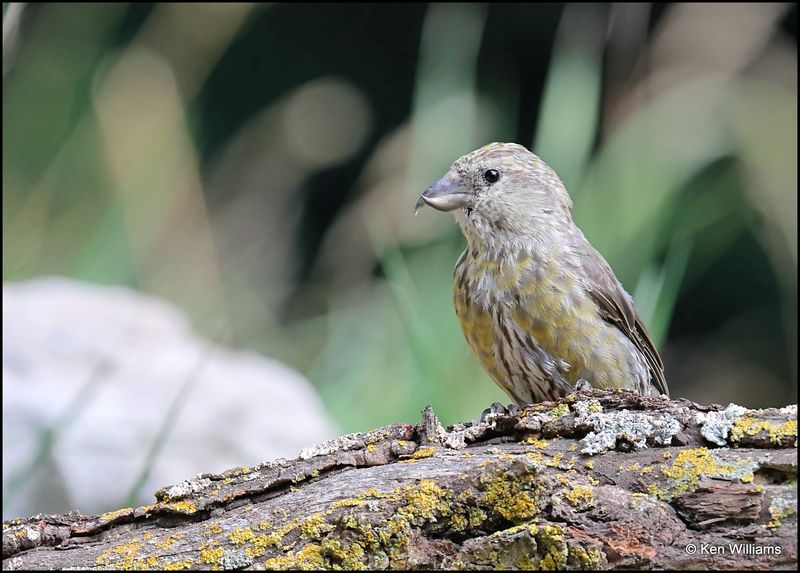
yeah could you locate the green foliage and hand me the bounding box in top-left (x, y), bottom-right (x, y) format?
top-left (3, 4), bottom-right (796, 449)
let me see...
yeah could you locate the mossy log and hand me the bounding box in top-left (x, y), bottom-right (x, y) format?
top-left (3, 389), bottom-right (797, 570)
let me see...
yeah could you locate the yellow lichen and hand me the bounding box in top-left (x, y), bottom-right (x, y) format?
top-left (199, 546), bottom-right (224, 565)
top-left (300, 513), bottom-right (333, 539)
top-left (654, 448), bottom-right (754, 500)
top-left (166, 501), bottom-right (197, 514)
top-left (228, 527), bottom-right (256, 546)
top-left (100, 541), bottom-right (143, 570)
top-left (730, 417), bottom-right (797, 446)
top-left (162, 559), bottom-right (193, 570)
top-left (564, 485), bottom-right (594, 508)
top-left (155, 533), bottom-right (184, 551)
top-left (96, 548), bottom-right (111, 565)
top-left (99, 508), bottom-right (133, 523)
top-left (584, 460), bottom-right (594, 470)
top-left (398, 480), bottom-right (449, 521)
top-left (331, 498), bottom-right (364, 509)
top-left (585, 400), bottom-right (602, 414)
top-left (525, 437), bottom-right (549, 449)
top-left (481, 473), bottom-right (539, 522)
top-left (768, 502), bottom-right (796, 529)
top-left (163, 459), bottom-right (605, 570)
top-left (113, 543), bottom-right (141, 555)
top-left (630, 492), bottom-right (648, 508)
top-left (264, 542), bottom-right (326, 570)
top-left (450, 513), bottom-right (468, 532)
top-left (537, 524), bottom-right (568, 569)
top-left (205, 523), bottom-right (222, 535)
top-left (410, 447), bottom-right (436, 459)
top-left (241, 518), bottom-right (299, 559)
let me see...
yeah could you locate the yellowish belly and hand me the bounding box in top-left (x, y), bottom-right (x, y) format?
top-left (453, 260), bottom-right (642, 401)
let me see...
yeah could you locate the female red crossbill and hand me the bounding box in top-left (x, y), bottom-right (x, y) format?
top-left (416, 142), bottom-right (668, 406)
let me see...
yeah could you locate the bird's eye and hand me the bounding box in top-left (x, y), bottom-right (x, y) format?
top-left (483, 169), bottom-right (500, 184)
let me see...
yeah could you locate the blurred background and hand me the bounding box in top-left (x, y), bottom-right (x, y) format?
top-left (3, 3), bottom-right (797, 517)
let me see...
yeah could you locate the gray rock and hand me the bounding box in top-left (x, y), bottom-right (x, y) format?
top-left (2, 278), bottom-right (336, 518)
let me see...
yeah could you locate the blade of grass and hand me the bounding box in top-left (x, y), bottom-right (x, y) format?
top-left (3, 359), bottom-right (113, 502)
top-left (124, 332), bottom-right (221, 507)
top-left (533, 3), bottom-right (604, 190)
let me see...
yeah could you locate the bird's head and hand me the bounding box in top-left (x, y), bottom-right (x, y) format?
top-left (416, 142), bottom-right (573, 247)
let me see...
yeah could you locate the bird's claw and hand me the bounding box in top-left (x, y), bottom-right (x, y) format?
top-left (480, 402), bottom-right (518, 423)
top-left (573, 379), bottom-right (593, 393)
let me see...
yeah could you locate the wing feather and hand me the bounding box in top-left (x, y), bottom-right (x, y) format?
top-left (579, 245), bottom-right (669, 397)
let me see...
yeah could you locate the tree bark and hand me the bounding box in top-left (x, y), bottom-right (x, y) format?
top-left (3, 389), bottom-right (797, 570)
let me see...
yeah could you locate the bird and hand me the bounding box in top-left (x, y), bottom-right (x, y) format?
top-left (415, 142), bottom-right (668, 406)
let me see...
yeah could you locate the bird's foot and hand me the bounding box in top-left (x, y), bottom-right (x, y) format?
top-left (480, 402), bottom-right (518, 423)
top-left (573, 379), bottom-right (593, 393)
